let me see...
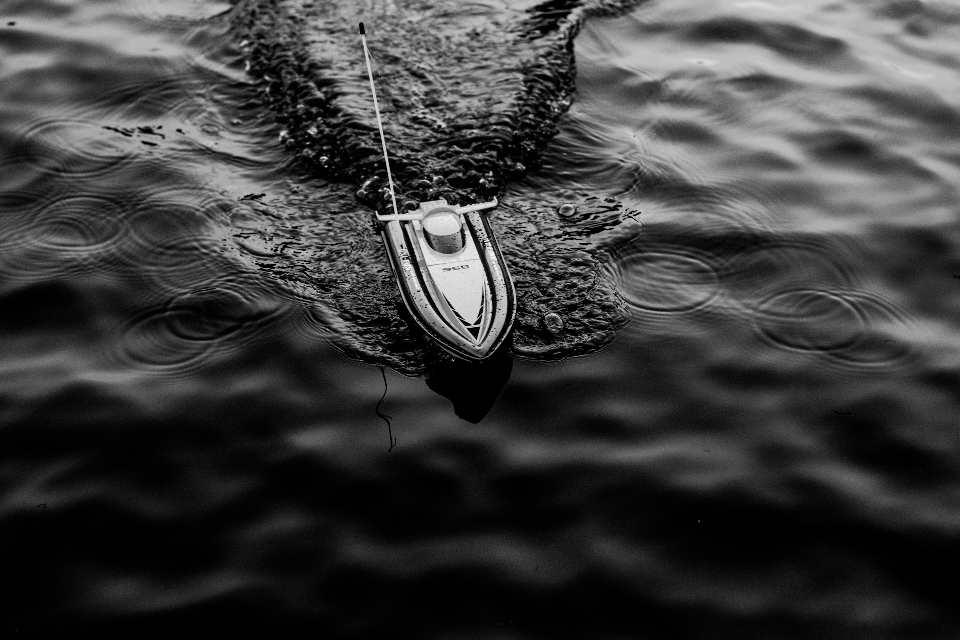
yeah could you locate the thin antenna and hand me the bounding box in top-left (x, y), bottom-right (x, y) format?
top-left (359, 22), bottom-right (401, 218)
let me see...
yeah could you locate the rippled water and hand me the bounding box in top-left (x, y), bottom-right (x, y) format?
top-left (2, 0), bottom-right (960, 636)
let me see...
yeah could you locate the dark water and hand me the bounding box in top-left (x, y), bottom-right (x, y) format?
top-left (2, 0), bottom-right (960, 636)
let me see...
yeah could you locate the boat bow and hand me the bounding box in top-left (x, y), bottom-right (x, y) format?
top-left (379, 198), bottom-right (516, 360)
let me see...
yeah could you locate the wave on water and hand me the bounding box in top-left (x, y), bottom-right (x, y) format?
top-left (4, 0), bottom-right (960, 637)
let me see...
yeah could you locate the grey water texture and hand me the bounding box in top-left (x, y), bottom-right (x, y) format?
top-left (2, 0), bottom-right (960, 637)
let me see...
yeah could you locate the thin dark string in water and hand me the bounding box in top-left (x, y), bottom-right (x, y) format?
top-left (376, 366), bottom-right (396, 451)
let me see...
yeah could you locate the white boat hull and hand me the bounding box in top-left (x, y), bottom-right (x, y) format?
top-left (379, 201), bottom-right (515, 361)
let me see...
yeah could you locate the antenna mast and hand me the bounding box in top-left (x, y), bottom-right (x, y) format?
top-left (359, 22), bottom-right (401, 218)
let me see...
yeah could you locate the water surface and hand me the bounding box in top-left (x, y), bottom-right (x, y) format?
top-left (1, 0), bottom-right (959, 637)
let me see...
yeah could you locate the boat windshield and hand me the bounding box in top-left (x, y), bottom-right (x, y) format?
top-left (422, 211), bottom-right (466, 254)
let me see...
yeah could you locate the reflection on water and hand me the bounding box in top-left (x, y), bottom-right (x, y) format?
top-left (605, 226), bottom-right (915, 371)
top-left (426, 349), bottom-right (514, 423)
top-left (19, 118), bottom-right (139, 178)
top-left (2, 0), bottom-right (960, 637)
top-left (117, 278), bottom-right (288, 374)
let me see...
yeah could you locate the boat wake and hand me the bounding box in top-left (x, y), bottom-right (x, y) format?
top-left (222, 0), bottom-right (648, 369)
top-left (219, 178), bottom-right (637, 374)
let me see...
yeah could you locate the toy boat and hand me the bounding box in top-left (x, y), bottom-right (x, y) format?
top-left (378, 198), bottom-right (516, 360)
top-left (359, 22), bottom-right (515, 360)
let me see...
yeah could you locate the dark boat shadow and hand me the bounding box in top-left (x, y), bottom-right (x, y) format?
top-left (425, 347), bottom-right (514, 423)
